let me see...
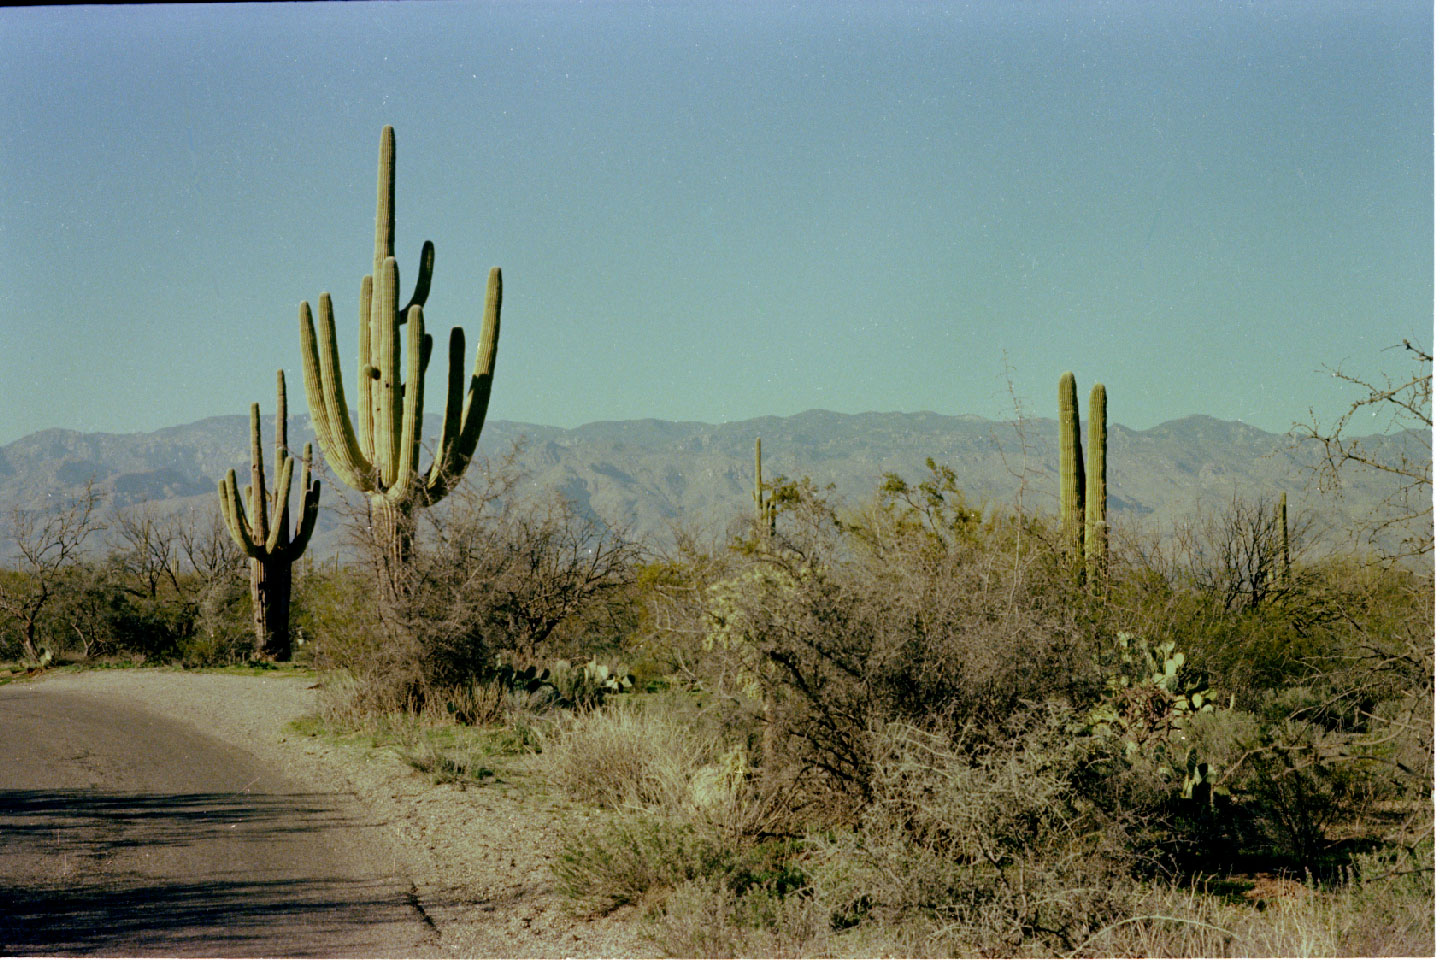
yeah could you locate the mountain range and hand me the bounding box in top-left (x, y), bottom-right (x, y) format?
top-left (0, 410), bottom-right (1425, 563)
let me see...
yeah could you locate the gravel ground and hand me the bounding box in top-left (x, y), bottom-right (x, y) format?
top-left (20, 669), bottom-right (651, 959)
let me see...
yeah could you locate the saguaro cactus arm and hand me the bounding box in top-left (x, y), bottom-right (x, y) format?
top-left (219, 453), bottom-right (295, 558)
top-left (754, 438), bottom-right (764, 521)
top-left (300, 296), bottom-right (376, 492)
top-left (372, 126), bottom-right (436, 315)
top-left (1276, 491), bottom-right (1290, 584)
top-left (283, 444), bottom-right (321, 560)
top-left (219, 469), bottom-right (262, 558)
top-left (387, 302), bottom-right (428, 503)
top-left (247, 401), bottom-right (270, 546)
top-left (218, 375), bottom-right (318, 561)
top-left (424, 267), bottom-right (502, 501)
top-left (357, 274), bottom-right (376, 463)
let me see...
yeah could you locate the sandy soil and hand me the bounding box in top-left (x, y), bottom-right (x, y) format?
top-left (20, 669), bottom-right (651, 959)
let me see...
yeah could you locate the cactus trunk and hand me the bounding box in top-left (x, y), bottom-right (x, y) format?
top-left (250, 556), bottom-right (294, 661)
top-left (1058, 373), bottom-right (1086, 565)
top-left (1085, 383), bottom-right (1108, 584)
top-left (369, 495), bottom-right (416, 610)
top-left (1276, 491), bottom-right (1290, 585)
top-left (298, 127), bottom-right (501, 600)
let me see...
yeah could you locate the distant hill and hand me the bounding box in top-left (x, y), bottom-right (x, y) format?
top-left (0, 410), bottom-right (1426, 563)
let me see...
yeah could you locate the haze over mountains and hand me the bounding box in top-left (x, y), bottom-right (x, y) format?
top-left (0, 409), bottom-right (1423, 562)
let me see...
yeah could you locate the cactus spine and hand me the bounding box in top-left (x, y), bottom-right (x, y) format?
top-left (1085, 383), bottom-right (1108, 582)
top-left (217, 370), bottom-right (320, 660)
top-left (1058, 373), bottom-right (1086, 564)
top-left (298, 126), bottom-right (501, 590)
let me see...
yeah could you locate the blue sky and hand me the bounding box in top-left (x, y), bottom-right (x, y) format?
top-left (0, 1), bottom-right (1431, 445)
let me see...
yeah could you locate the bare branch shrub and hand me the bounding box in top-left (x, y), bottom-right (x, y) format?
top-left (0, 480), bottom-right (105, 661)
top-left (1299, 339), bottom-right (1432, 560)
top-left (705, 468), bottom-right (1087, 816)
top-left (318, 450), bottom-right (641, 717)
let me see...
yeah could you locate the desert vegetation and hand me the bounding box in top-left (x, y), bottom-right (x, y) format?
top-left (0, 405), bottom-right (1431, 956)
top-left (1, 125), bottom-right (1428, 956)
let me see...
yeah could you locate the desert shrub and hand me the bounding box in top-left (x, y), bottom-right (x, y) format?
top-left (644, 875), bottom-right (830, 959)
top-left (554, 808), bottom-right (736, 915)
top-left (538, 700), bottom-right (724, 810)
top-left (705, 473), bottom-right (1088, 814)
top-left (544, 695), bottom-right (815, 927)
top-left (799, 711), bottom-right (1143, 956)
top-left (175, 574), bottom-right (251, 666)
top-left (1072, 842), bottom-right (1434, 957)
top-left (299, 565), bottom-right (425, 716)
top-left (322, 458), bottom-right (641, 717)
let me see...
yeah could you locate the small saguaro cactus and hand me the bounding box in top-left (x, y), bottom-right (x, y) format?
top-left (1058, 373), bottom-right (1087, 564)
top-left (218, 370), bottom-right (320, 660)
top-left (1058, 373), bottom-right (1109, 583)
top-left (1275, 491), bottom-right (1290, 585)
top-left (1085, 383), bottom-right (1108, 582)
top-left (298, 126), bottom-right (502, 595)
top-left (753, 438), bottom-right (777, 537)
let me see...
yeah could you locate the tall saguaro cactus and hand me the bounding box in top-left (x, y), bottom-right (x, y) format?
top-left (1058, 373), bottom-right (1086, 563)
top-left (1058, 373), bottom-right (1109, 584)
top-left (218, 370), bottom-right (320, 660)
top-left (298, 126), bottom-right (502, 595)
top-left (1085, 383), bottom-right (1108, 582)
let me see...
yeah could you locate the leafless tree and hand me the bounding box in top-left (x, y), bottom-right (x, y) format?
top-left (0, 481), bottom-right (106, 661)
top-left (420, 477), bottom-right (641, 663)
top-left (1299, 339), bottom-right (1432, 560)
top-left (1176, 493), bottom-right (1310, 614)
top-left (173, 505), bottom-right (246, 591)
top-left (112, 501), bottom-right (184, 600)
top-left (329, 447), bottom-right (642, 710)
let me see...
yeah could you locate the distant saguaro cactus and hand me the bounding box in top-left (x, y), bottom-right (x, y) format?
top-left (1058, 372), bottom-right (1109, 584)
top-left (218, 370), bottom-right (320, 660)
top-left (754, 438), bottom-right (777, 537)
top-left (298, 126), bottom-right (502, 598)
top-left (1058, 373), bottom-right (1086, 564)
top-left (1085, 383), bottom-right (1108, 583)
top-left (1276, 491), bottom-right (1290, 585)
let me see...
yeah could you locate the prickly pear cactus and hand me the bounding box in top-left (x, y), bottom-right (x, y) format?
top-left (1085, 632), bottom-right (1216, 756)
top-left (490, 655), bottom-right (633, 709)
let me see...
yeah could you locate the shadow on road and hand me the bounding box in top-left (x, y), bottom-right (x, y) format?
top-left (0, 788), bottom-right (363, 855)
top-left (0, 789), bottom-right (429, 957)
top-left (1, 875), bottom-right (411, 956)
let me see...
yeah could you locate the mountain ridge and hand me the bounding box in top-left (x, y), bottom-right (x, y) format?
top-left (0, 410), bottom-right (1423, 561)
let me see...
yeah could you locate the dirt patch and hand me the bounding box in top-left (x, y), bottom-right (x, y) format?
top-left (21, 669), bottom-right (650, 958)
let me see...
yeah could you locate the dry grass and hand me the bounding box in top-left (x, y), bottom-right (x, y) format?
top-left (536, 699), bottom-right (731, 811)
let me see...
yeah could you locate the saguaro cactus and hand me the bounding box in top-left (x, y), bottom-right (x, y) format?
top-left (1085, 383), bottom-right (1108, 582)
top-left (1058, 373), bottom-right (1109, 583)
top-left (1276, 491), bottom-right (1290, 585)
top-left (218, 370), bottom-right (320, 660)
top-left (1058, 373), bottom-right (1086, 563)
top-left (753, 438), bottom-right (777, 537)
top-left (298, 126), bottom-right (502, 594)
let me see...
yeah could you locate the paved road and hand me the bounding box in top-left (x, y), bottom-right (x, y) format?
top-left (0, 682), bottom-right (439, 957)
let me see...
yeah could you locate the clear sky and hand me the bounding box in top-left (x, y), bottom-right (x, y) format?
top-left (0, 1), bottom-right (1431, 445)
